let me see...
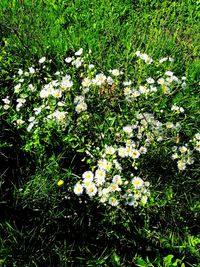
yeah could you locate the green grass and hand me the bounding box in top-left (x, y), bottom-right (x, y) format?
top-left (0, 0), bottom-right (199, 71)
top-left (0, 0), bottom-right (200, 266)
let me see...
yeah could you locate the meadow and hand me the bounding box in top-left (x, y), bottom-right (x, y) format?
top-left (0, 0), bottom-right (200, 266)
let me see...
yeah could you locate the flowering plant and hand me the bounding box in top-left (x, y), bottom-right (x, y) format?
top-left (1, 48), bottom-right (199, 208)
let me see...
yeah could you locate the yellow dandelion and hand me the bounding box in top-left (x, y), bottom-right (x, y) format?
top-left (57, 179), bottom-right (64, 186)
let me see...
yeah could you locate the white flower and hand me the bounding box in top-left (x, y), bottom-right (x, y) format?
top-left (39, 57), bottom-right (46, 64)
top-left (72, 57), bottom-right (83, 68)
top-left (51, 80), bottom-right (60, 87)
top-left (112, 175), bottom-right (122, 185)
top-left (16, 98), bottom-right (26, 104)
top-left (93, 74), bottom-right (106, 86)
top-left (82, 171), bottom-right (94, 182)
top-left (125, 146), bottom-right (133, 157)
top-left (27, 122), bottom-right (36, 132)
top-left (187, 157), bottom-right (194, 165)
top-left (107, 76), bottom-right (114, 85)
top-left (16, 103), bottom-right (22, 111)
top-left (89, 64), bottom-right (95, 69)
top-left (123, 125), bottom-right (133, 134)
top-left (28, 116), bottom-right (35, 122)
top-left (95, 176), bottom-right (106, 187)
top-left (82, 77), bottom-right (91, 87)
top-left (123, 81), bottom-right (132, 86)
top-left (130, 149), bottom-right (140, 159)
top-left (139, 86), bottom-right (149, 94)
top-left (166, 77), bottom-right (174, 83)
top-left (57, 101), bottom-right (65, 107)
top-left (140, 54), bottom-right (153, 64)
top-left (3, 105), bottom-right (10, 110)
top-left (157, 78), bottom-right (165, 85)
top-left (108, 197), bottom-right (119, 206)
top-left (33, 106), bottom-right (42, 115)
top-left (171, 105), bottom-right (179, 111)
top-left (75, 102), bottom-right (87, 113)
top-left (172, 76), bottom-right (180, 83)
top-left (165, 71), bottom-right (173, 76)
top-left (94, 169), bottom-right (106, 186)
top-left (105, 145), bottom-right (115, 155)
top-left (74, 183), bottom-right (83, 195)
top-left (139, 146), bottom-right (147, 154)
top-left (40, 89), bottom-right (49, 98)
top-left (132, 177), bottom-right (144, 189)
top-left (23, 74), bottom-right (30, 79)
top-left (16, 119), bottom-right (25, 125)
top-left (159, 57), bottom-right (168, 63)
top-left (109, 183), bottom-right (121, 192)
top-left (52, 89), bottom-right (62, 98)
top-left (2, 97), bottom-right (10, 104)
top-left (131, 90), bottom-right (140, 98)
top-left (65, 57), bottom-right (73, 63)
top-left (150, 86), bottom-right (157, 92)
top-left (60, 79), bottom-right (73, 89)
top-left (118, 147), bottom-right (128, 158)
top-left (18, 69), bottom-right (23, 75)
top-left (162, 84), bottom-right (170, 94)
top-left (97, 159), bottom-right (112, 171)
top-left (195, 141), bottom-right (200, 152)
top-left (52, 110), bottom-right (66, 122)
top-left (100, 195), bottom-right (108, 203)
top-left (141, 195), bottom-right (148, 205)
top-left (14, 84), bottom-right (21, 93)
top-left (75, 48), bottom-right (83, 56)
top-left (177, 160), bottom-right (186, 171)
top-left (126, 139), bottom-right (136, 147)
top-left (195, 133), bottom-right (200, 140)
top-left (83, 180), bottom-right (93, 189)
top-left (146, 77), bottom-right (155, 84)
top-left (124, 87), bottom-right (132, 95)
top-left (166, 122), bottom-right (174, 129)
top-left (29, 67), bottom-right (35, 74)
top-left (86, 183), bottom-right (97, 197)
top-left (168, 57), bottom-right (174, 62)
top-left (150, 86), bottom-right (158, 93)
top-left (179, 146), bottom-right (187, 154)
top-left (109, 69), bottom-right (120, 76)
top-left (100, 188), bottom-right (110, 197)
top-left (135, 51), bottom-right (141, 57)
top-left (172, 153), bottom-right (179, 160)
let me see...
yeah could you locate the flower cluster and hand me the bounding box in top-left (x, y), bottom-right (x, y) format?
top-left (124, 70), bottom-right (184, 101)
top-left (2, 96), bottom-right (11, 110)
top-left (73, 119), bottom-right (153, 207)
top-left (74, 95), bottom-right (87, 114)
top-left (171, 133), bottom-right (200, 170)
top-left (1, 48), bottom-right (199, 209)
top-left (171, 145), bottom-right (194, 171)
top-left (135, 51), bottom-right (153, 64)
top-left (190, 133), bottom-right (200, 152)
